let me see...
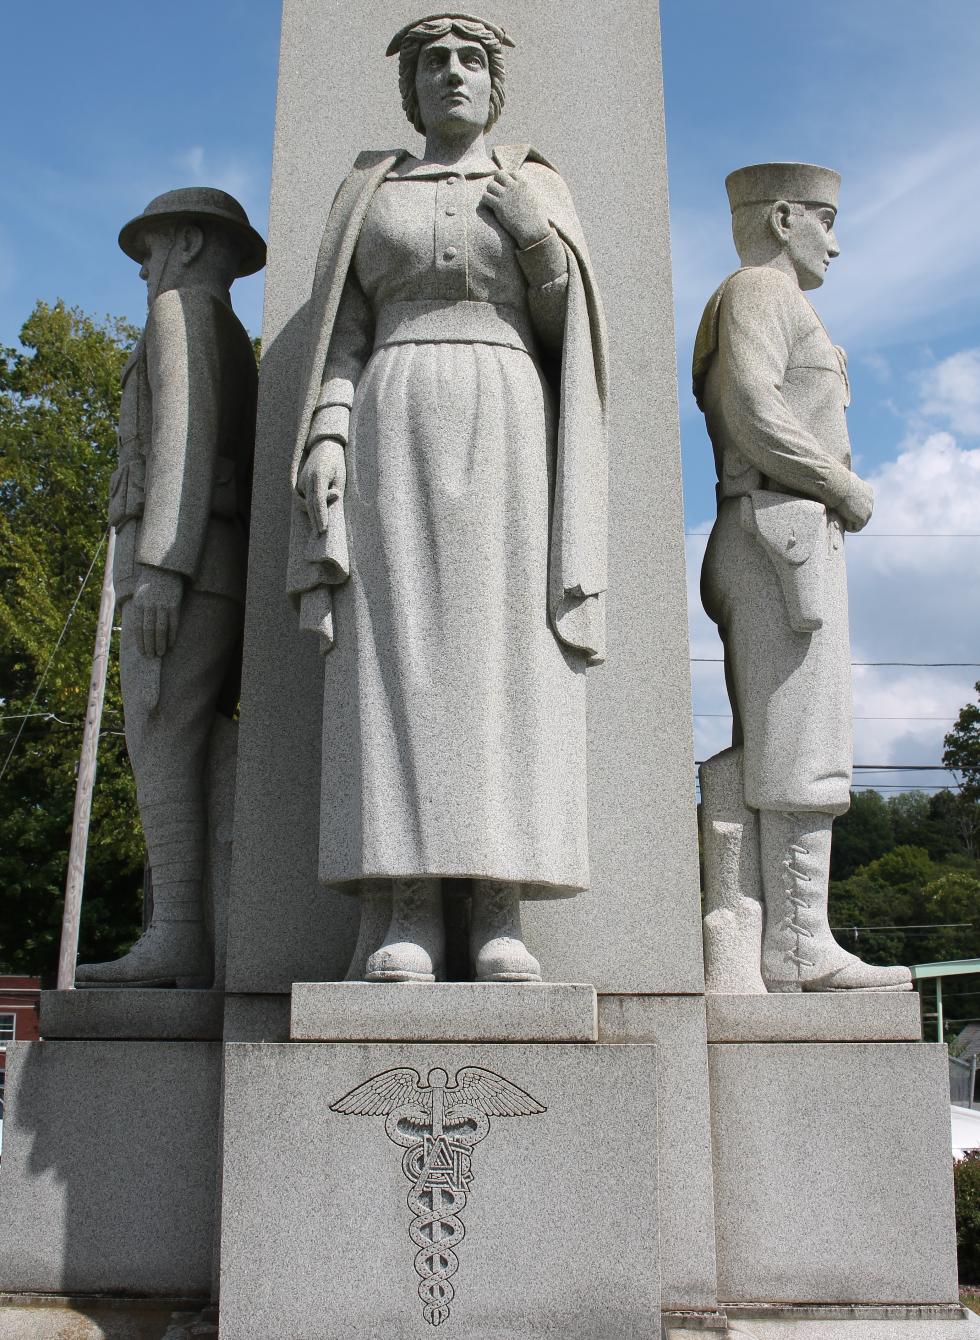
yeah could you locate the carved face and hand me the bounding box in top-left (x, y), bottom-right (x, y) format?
top-left (136, 227), bottom-right (177, 307)
top-left (783, 204), bottom-right (840, 291)
top-left (414, 32), bottom-right (493, 135)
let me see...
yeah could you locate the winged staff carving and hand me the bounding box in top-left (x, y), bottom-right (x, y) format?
top-left (330, 1066), bottom-right (546, 1326)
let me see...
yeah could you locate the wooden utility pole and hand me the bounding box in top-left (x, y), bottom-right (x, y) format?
top-left (57, 528), bottom-right (117, 991)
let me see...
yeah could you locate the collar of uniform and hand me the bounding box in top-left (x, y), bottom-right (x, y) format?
top-left (385, 155), bottom-right (498, 180)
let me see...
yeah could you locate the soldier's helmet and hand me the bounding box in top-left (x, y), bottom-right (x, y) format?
top-left (118, 187), bottom-right (266, 277)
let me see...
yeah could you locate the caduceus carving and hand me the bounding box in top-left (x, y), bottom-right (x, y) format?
top-left (331, 1066), bottom-right (546, 1325)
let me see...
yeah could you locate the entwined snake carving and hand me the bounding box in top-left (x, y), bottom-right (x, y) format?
top-left (331, 1066), bottom-right (546, 1325)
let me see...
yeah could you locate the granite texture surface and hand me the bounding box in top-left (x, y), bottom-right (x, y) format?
top-left (705, 991), bottom-right (922, 1042)
top-left (695, 165), bottom-right (908, 995)
top-left (221, 993), bottom-right (291, 1042)
top-left (597, 994), bottom-right (717, 1311)
top-left (709, 1042), bottom-right (958, 1304)
top-left (224, 0), bottom-right (703, 995)
top-left (710, 1311), bottom-right (980, 1340)
top-left (41, 989), bottom-right (224, 1041)
top-left (0, 1297), bottom-right (215, 1340)
top-left (0, 1041), bottom-right (220, 1296)
top-left (291, 981), bottom-right (597, 1042)
top-left (219, 1041), bottom-right (659, 1339)
top-left (77, 189), bottom-right (261, 990)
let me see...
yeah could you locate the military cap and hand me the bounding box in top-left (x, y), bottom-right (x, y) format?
top-left (119, 187), bottom-right (267, 277)
top-left (725, 162), bottom-right (841, 212)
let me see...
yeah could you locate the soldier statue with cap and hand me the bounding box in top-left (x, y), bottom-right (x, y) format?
top-left (76, 187), bottom-right (265, 987)
top-left (693, 162), bottom-right (911, 994)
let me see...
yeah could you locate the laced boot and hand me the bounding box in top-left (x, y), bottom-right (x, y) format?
top-left (759, 811), bottom-right (911, 992)
top-left (365, 878), bottom-right (445, 982)
top-left (76, 800), bottom-right (212, 988)
top-left (471, 880), bottom-right (541, 982)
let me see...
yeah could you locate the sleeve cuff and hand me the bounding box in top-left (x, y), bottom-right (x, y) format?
top-left (308, 404), bottom-right (350, 449)
top-left (824, 462), bottom-right (859, 510)
top-left (317, 376), bottom-right (355, 410)
top-left (517, 229), bottom-right (567, 289)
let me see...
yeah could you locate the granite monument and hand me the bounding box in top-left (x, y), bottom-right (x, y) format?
top-left (694, 162), bottom-right (913, 996)
top-left (285, 14), bottom-right (608, 986)
top-left (76, 188), bottom-right (265, 988)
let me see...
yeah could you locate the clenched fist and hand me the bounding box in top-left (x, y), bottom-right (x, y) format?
top-left (483, 169), bottom-right (551, 251)
top-left (838, 473), bottom-right (874, 533)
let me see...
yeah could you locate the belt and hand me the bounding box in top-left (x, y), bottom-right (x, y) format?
top-left (374, 300), bottom-right (534, 353)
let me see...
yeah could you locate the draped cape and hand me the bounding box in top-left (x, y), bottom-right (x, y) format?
top-left (286, 143), bottom-right (609, 662)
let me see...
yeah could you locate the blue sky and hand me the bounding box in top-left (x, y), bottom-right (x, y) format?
top-left (3, 2), bottom-right (980, 794)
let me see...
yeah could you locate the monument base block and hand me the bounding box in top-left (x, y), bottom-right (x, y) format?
top-left (664, 1305), bottom-right (980, 1339)
top-left (0, 1040), bottom-right (220, 1299)
top-left (219, 1040), bottom-right (660, 1340)
top-left (709, 1041), bottom-right (958, 1306)
top-left (290, 980), bottom-right (598, 1042)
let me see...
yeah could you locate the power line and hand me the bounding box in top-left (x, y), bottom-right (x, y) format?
top-left (692, 658), bottom-right (980, 667)
top-left (685, 531), bottom-right (980, 539)
top-left (0, 531), bottom-right (108, 787)
top-left (831, 923), bottom-right (972, 933)
top-left (694, 712), bottom-right (957, 721)
top-left (695, 761), bottom-right (954, 771)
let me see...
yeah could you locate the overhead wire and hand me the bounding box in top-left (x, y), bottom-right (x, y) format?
top-left (0, 529), bottom-right (109, 786)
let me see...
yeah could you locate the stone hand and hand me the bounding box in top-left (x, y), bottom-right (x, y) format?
top-left (133, 566), bottom-right (184, 657)
top-left (298, 437), bottom-right (346, 535)
top-left (483, 170), bottom-right (551, 251)
top-left (838, 474), bottom-right (874, 532)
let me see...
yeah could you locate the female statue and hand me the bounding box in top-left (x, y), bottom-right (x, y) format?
top-left (287, 13), bottom-right (607, 984)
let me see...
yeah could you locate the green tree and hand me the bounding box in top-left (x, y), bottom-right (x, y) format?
top-left (0, 301), bottom-right (144, 978)
top-left (830, 789), bottom-right (894, 880)
top-left (830, 844), bottom-right (935, 966)
top-left (955, 1150), bottom-right (980, 1285)
top-left (944, 683), bottom-right (980, 859)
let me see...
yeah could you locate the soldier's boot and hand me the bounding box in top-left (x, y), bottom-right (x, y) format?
top-left (76, 801), bottom-right (212, 988)
top-left (470, 880), bottom-right (541, 982)
top-left (699, 747), bottom-right (766, 994)
top-left (759, 810), bottom-right (912, 992)
top-left (365, 878), bottom-right (445, 982)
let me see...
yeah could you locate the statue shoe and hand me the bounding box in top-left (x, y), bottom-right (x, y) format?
top-left (473, 936), bottom-right (542, 983)
top-left (364, 878), bottom-right (444, 982)
top-left (365, 940), bottom-right (441, 982)
top-left (759, 812), bottom-right (912, 993)
top-left (470, 879), bottom-right (542, 982)
top-left (766, 946), bottom-right (911, 993)
top-left (75, 921), bottom-right (212, 989)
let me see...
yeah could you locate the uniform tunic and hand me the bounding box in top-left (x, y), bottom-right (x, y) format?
top-left (695, 266), bottom-right (859, 815)
top-left (313, 157), bottom-right (589, 894)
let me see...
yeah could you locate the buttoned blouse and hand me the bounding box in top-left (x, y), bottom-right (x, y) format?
top-left (315, 156), bottom-right (569, 430)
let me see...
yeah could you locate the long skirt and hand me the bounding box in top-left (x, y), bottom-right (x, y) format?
top-left (318, 337), bottom-right (589, 895)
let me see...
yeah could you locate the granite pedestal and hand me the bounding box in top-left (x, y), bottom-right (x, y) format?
top-left (0, 1039), bottom-right (220, 1298)
top-left (219, 1034), bottom-right (660, 1340)
top-left (709, 1041), bottom-right (958, 1307)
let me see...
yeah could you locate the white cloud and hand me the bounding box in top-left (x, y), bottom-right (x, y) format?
top-left (174, 145), bottom-right (256, 208)
top-left (919, 349), bottom-right (980, 438)
top-left (672, 130), bottom-right (980, 362)
top-left (688, 375), bottom-right (980, 793)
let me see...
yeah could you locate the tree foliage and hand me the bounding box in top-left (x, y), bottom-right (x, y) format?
top-left (955, 1150), bottom-right (980, 1285)
top-left (944, 681), bottom-right (980, 857)
top-left (0, 301), bottom-right (145, 978)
